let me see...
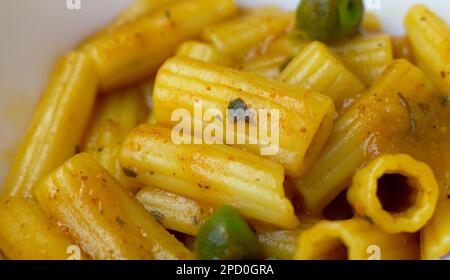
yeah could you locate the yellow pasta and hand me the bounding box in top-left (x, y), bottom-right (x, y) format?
top-left (295, 219), bottom-right (420, 260)
top-left (279, 41), bottom-right (365, 111)
top-left (0, 197), bottom-right (80, 260)
top-left (255, 216), bottom-right (317, 259)
top-left (296, 59), bottom-right (435, 216)
top-left (266, 33), bottom-right (309, 58)
top-left (203, 10), bottom-right (293, 59)
top-left (422, 196), bottom-right (450, 260)
top-left (81, 84), bottom-right (149, 193)
top-left (391, 36), bottom-right (414, 61)
top-left (4, 0), bottom-right (450, 261)
top-left (110, 0), bottom-right (178, 30)
top-left (146, 112), bottom-right (158, 125)
top-left (405, 4), bottom-right (450, 94)
top-left (80, 0), bottom-right (178, 46)
top-left (34, 153), bottom-right (193, 260)
top-left (240, 53), bottom-right (292, 79)
top-left (332, 34), bottom-right (393, 84)
top-left (82, 0), bottom-right (237, 92)
top-left (153, 57), bottom-right (335, 177)
top-left (347, 154), bottom-right (439, 233)
top-left (362, 12), bottom-right (383, 33)
top-left (2, 52), bottom-right (98, 199)
top-left (119, 124), bottom-right (299, 229)
top-left (136, 187), bottom-right (214, 236)
top-left (256, 227), bottom-right (302, 260)
top-left (176, 41), bottom-right (227, 65)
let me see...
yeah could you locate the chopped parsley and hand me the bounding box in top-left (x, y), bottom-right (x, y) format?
top-left (440, 95), bottom-right (449, 106)
top-left (398, 92), bottom-right (417, 133)
top-left (227, 98), bottom-right (252, 123)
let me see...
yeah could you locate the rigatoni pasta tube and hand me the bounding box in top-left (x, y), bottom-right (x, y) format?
top-left (405, 4), bottom-right (450, 94)
top-left (279, 41), bottom-right (365, 111)
top-left (119, 124), bottom-right (299, 229)
top-left (136, 187), bottom-right (214, 236)
top-left (240, 53), bottom-right (292, 79)
top-left (82, 84), bottom-right (149, 193)
top-left (0, 197), bottom-right (79, 260)
top-left (203, 10), bottom-right (293, 58)
top-left (153, 57), bottom-right (335, 177)
top-left (347, 154), bottom-right (439, 234)
top-left (332, 34), bottom-right (393, 84)
top-left (2, 52), bottom-right (97, 199)
top-left (295, 219), bottom-right (420, 260)
top-left (110, 0), bottom-right (177, 30)
top-left (176, 41), bottom-right (226, 65)
top-left (255, 216), bottom-right (317, 260)
top-left (82, 0), bottom-right (237, 92)
top-left (422, 196), bottom-right (450, 260)
top-left (256, 227), bottom-right (302, 260)
top-left (34, 153), bottom-right (193, 260)
top-left (80, 0), bottom-right (178, 46)
top-left (296, 60), bottom-right (435, 216)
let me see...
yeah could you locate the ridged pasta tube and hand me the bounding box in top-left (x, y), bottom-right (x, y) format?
top-left (295, 60), bottom-right (436, 216)
top-left (119, 124), bottom-right (299, 229)
top-left (279, 41), bottom-right (365, 111)
top-left (202, 10), bottom-right (293, 59)
top-left (332, 34), bottom-right (393, 84)
top-left (2, 52), bottom-right (98, 199)
top-left (295, 219), bottom-right (420, 260)
top-left (405, 4), bottom-right (450, 94)
top-left (136, 187), bottom-right (214, 236)
top-left (82, 0), bottom-right (237, 92)
top-left (34, 153), bottom-right (193, 260)
top-left (110, 0), bottom-right (178, 30)
top-left (240, 53), bottom-right (292, 79)
top-left (347, 154), bottom-right (439, 233)
top-left (82, 84), bottom-right (149, 193)
top-left (0, 197), bottom-right (80, 260)
top-left (176, 41), bottom-right (226, 65)
top-left (153, 57), bottom-right (335, 177)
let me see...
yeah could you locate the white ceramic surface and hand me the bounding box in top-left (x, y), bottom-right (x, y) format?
top-left (0, 0), bottom-right (449, 259)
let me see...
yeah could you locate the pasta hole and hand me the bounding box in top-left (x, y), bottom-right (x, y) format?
top-left (376, 174), bottom-right (418, 214)
top-left (310, 238), bottom-right (348, 260)
top-left (322, 189), bottom-right (354, 221)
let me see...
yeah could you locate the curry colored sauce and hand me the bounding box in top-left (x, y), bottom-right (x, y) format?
top-left (376, 92), bottom-right (450, 196)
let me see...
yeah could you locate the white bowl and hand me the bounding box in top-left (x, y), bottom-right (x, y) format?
top-left (0, 0), bottom-right (449, 259)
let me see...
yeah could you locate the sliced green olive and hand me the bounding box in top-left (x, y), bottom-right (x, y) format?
top-left (195, 206), bottom-right (259, 260)
top-left (296, 0), bottom-right (364, 43)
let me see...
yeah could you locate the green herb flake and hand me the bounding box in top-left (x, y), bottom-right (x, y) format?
top-left (398, 92), bottom-right (417, 133)
top-left (150, 210), bottom-right (165, 224)
top-left (164, 10), bottom-right (171, 19)
top-left (116, 217), bottom-right (125, 227)
top-left (228, 98), bottom-right (248, 111)
top-left (122, 167), bottom-right (138, 178)
top-left (440, 95), bottom-right (449, 106)
top-left (227, 98), bottom-right (252, 123)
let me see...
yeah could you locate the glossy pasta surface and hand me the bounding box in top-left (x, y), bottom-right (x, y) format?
top-left (1, 0), bottom-right (450, 261)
